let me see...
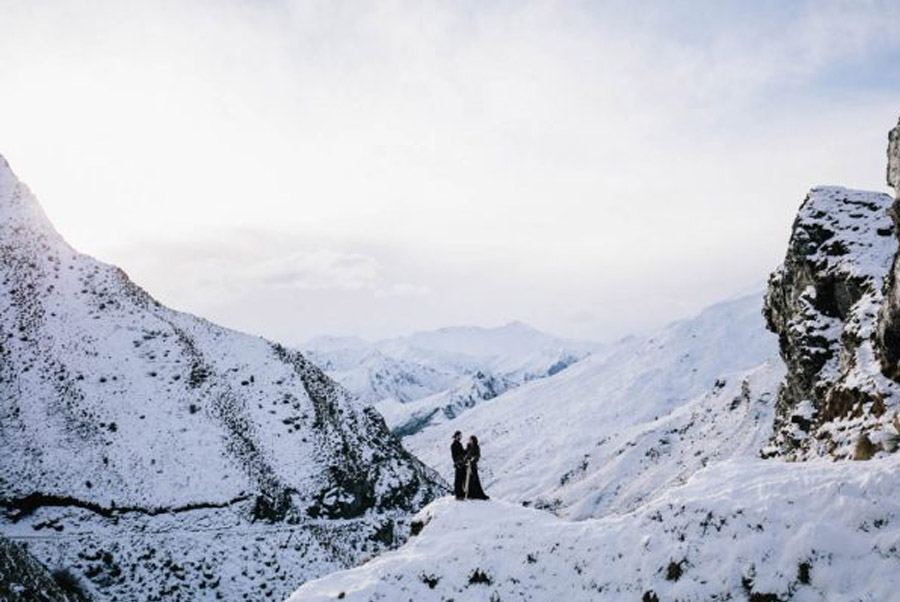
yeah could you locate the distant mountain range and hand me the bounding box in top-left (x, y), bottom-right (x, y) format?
top-left (304, 322), bottom-right (601, 437)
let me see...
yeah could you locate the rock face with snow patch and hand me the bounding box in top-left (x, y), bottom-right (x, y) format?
top-left (765, 119), bottom-right (900, 460)
top-left (0, 155), bottom-right (444, 601)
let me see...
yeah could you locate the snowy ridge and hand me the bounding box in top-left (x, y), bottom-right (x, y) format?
top-left (0, 156), bottom-right (444, 601)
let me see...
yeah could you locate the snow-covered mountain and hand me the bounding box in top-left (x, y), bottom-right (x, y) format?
top-left (288, 117), bottom-right (900, 601)
top-left (404, 293), bottom-right (781, 519)
top-left (0, 155), bottom-right (444, 601)
top-left (305, 322), bottom-right (599, 437)
top-left (378, 321), bottom-right (593, 372)
top-left (304, 338), bottom-right (458, 406)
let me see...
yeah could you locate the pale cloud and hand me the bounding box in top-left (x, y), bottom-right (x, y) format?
top-left (0, 1), bottom-right (898, 342)
top-left (375, 282), bottom-right (432, 299)
top-left (255, 250), bottom-right (381, 291)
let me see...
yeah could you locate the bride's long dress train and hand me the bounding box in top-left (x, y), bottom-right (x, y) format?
top-left (465, 461), bottom-right (489, 500)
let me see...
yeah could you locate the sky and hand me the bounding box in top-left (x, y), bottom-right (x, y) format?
top-left (1, 0), bottom-right (899, 344)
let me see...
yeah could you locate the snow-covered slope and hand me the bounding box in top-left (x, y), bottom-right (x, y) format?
top-left (293, 331), bottom-right (900, 601)
top-left (404, 293), bottom-right (780, 519)
top-left (305, 323), bottom-right (598, 436)
top-left (288, 291), bottom-right (900, 602)
top-left (290, 455), bottom-right (900, 602)
top-left (377, 370), bottom-right (516, 438)
top-left (0, 155), bottom-right (444, 601)
top-left (287, 295), bottom-right (788, 598)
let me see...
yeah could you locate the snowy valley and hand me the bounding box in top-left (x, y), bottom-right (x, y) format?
top-left (4, 118), bottom-right (900, 601)
top-left (286, 119), bottom-right (900, 601)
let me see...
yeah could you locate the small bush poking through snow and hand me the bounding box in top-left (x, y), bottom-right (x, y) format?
top-left (853, 433), bottom-right (878, 460)
top-left (51, 567), bottom-right (89, 600)
top-left (797, 561), bottom-right (812, 586)
top-left (410, 519), bottom-right (426, 536)
top-left (665, 559), bottom-right (685, 581)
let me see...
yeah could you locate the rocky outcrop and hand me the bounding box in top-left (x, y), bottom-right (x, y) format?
top-left (764, 118), bottom-right (900, 460)
top-left (876, 118), bottom-right (900, 383)
top-left (0, 155), bottom-right (445, 601)
top-left (888, 117), bottom-right (899, 199)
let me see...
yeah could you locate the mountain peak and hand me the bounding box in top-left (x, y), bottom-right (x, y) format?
top-left (0, 152), bottom-right (17, 199)
top-left (500, 319), bottom-right (537, 332)
top-left (0, 154), bottom-right (61, 246)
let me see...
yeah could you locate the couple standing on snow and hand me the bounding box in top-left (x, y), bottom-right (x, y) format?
top-left (450, 430), bottom-right (489, 500)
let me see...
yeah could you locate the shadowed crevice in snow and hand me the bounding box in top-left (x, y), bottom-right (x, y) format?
top-left (1, 492), bottom-right (254, 522)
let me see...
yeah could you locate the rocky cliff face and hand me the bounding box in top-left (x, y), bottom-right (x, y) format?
top-left (888, 117), bottom-right (899, 198)
top-left (764, 118), bottom-right (900, 460)
top-left (877, 118), bottom-right (900, 382)
top-left (0, 155), bottom-right (444, 601)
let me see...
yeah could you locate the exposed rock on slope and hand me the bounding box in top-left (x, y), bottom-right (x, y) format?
top-left (0, 536), bottom-right (90, 602)
top-left (0, 155), bottom-right (444, 601)
top-left (764, 187), bottom-right (899, 458)
top-left (765, 119), bottom-right (900, 460)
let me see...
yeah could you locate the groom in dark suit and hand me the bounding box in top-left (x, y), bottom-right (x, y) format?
top-left (451, 431), bottom-right (466, 500)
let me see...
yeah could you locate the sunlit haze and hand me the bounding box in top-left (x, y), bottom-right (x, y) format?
top-left (2, 0), bottom-right (899, 343)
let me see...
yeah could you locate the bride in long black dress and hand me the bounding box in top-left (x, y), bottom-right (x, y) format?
top-left (464, 435), bottom-right (490, 500)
